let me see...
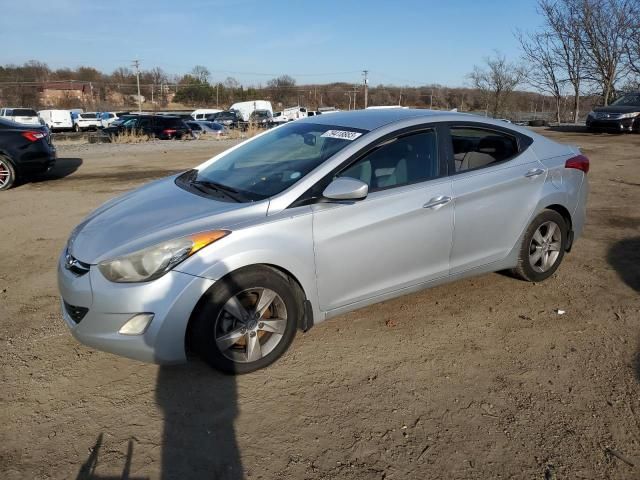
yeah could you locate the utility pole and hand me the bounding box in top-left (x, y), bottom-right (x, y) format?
top-left (430, 88), bottom-right (433, 109)
top-left (132, 59), bottom-right (141, 113)
top-left (362, 70), bottom-right (369, 108)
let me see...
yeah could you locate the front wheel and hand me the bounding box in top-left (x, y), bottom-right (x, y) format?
top-left (512, 210), bottom-right (567, 282)
top-left (190, 266), bottom-right (301, 374)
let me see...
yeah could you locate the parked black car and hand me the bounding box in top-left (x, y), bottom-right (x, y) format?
top-left (214, 110), bottom-right (244, 128)
top-left (102, 115), bottom-right (192, 140)
top-left (250, 109), bottom-right (273, 128)
top-left (0, 118), bottom-right (56, 190)
top-left (586, 93), bottom-right (640, 132)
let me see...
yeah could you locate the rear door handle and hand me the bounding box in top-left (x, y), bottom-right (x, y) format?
top-left (525, 168), bottom-right (546, 178)
top-left (423, 195), bottom-right (452, 209)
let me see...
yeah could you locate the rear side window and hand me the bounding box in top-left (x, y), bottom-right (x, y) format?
top-left (339, 130), bottom-right (439, 191)
top-left (161, 117), bottom-right (185, 127)
top-left (450, 127), bottom-right (519, 172)
top-left (13, 109), bottom-right (37, 116)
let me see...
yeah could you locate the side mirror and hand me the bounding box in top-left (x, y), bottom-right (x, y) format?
top-left (322, 177), bottom-right (369, 201)
top-left (303, 133), bottom-right (316, 146)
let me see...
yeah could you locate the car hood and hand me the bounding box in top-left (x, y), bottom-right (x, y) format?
top-left (69, 176), bottom-right (268, 264)
top-left (593, 105), bottom-right (640, 113)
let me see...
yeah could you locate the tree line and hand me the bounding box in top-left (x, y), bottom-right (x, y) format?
top-left (474, 0), bottom-right (640, 122)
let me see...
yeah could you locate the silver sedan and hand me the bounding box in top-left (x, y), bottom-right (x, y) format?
top-left (58, 109), bottom-right (589, 373)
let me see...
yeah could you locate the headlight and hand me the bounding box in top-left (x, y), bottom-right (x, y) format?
top-left (98, 230), bottom-right (230, 283)
top-left (618, 112), bottom-right (639, 119)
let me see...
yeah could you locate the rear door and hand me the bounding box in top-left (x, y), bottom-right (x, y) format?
top-left (445, 123), bottom-right (546, 273)
top-left (312, 126), bottom-right (453, 311)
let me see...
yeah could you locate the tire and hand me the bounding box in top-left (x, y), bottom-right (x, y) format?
top-left (0, 155), bottom-right (16, 191)
top-left (512, 209), bottom-right (567, 282)
top-left (190, 266), bottom-right (301, 374)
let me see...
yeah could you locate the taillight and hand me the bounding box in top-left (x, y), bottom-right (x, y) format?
top-left (565, 154), bottom-right (589, 174)
top-left (21, 131), bottom-right (47, 142)
top-left (162, 129), bottom-right (177, 135)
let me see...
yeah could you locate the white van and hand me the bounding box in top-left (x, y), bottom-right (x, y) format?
top-left (191, 109), bottom-right (222, 120)
top-left (0, 108), bottom-right (41, 126)
top-left (229, 100), bottom-right (273, 122)
top-left (39, 110), bottom-right (73, 131)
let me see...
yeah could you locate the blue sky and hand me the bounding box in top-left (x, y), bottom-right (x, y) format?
top-left (1, 0), bottom-right (542, 87)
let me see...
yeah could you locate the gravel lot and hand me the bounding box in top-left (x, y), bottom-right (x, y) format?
top-left (1, 129), bottom-right (639, 479)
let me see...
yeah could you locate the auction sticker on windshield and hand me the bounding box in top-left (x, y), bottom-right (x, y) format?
top-left (321, 130), bottom-right (363, 141)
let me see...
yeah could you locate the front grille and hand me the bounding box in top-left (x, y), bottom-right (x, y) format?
top-left (64, 301), bottom-right (88, 323)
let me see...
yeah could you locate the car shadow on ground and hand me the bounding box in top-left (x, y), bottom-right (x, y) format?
top-left (607, 237), bottom-right (640, 384)
top-left (38, 157), bottom-right (83, 181)
top-left (75, 363), bottom-right (242, 480)
top-left (607, 237), bottom-right (640, 293)
top-left (545, 125), bottom-right (588, 133)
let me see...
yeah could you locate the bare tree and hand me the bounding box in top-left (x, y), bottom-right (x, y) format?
top-left (267, 75), bottom-right (296, 88)
top-left (538, 0), bottom-right (585, 122)
top-left (190, 65), bottom-right (211, 84)
top-left (468, 52), bottom-right (524, 117)
top-left (518, 30), bottom-right (565, 123)
top-left (578, 0), bottom-right (637, 105)
top-left (626, 6), bottom-right (640, 78)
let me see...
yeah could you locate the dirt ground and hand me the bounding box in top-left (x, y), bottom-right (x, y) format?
top-left (1, 129), bottom-right (639, 480)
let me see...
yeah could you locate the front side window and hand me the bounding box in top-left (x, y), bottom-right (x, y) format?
top-left (450, 127), bottom-right (518, 172)
top-left (193, 122), bottom-right (367, 200)
top-left (339, 130), bottom-right (439, 191)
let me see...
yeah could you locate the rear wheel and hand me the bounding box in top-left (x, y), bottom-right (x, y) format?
top-left (190, 266), bottom-right (301, 374)
top-left (0, 156), bottom-right (16, 191)
top-left (512, 210), bottom-right (567, 282)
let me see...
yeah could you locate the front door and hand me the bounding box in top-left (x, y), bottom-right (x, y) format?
top-left (312, 128), bottom-right (454, 311)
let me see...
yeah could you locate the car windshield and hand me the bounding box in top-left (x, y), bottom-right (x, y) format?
top-left (81, 113), bottom-right (97, 119)
top-left (611, 94), bottom-right (640, 107)
top-left (193, 122), bottom-right (367, 201)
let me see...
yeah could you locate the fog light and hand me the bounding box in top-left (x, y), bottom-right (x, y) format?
top-left (119, 313), bottom-right (154, 335)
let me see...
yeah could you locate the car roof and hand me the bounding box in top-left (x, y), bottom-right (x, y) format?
top-left (300, 108), bottom-right (499, 131)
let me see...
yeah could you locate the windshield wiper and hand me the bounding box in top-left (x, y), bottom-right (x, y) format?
top-left (190, 179), bottom-right (244, 202)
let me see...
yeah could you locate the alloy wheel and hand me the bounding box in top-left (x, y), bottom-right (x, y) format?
top-left (214, 288), bottom-right (288, 363)
top-left (529, 221), bottom-right (562, 273)
top-left (0, 159), bottom-right (11, 189)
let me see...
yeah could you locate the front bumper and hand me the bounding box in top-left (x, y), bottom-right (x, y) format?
top-left (57, 250), bottom-right (215, 364)
top-left (586, 117), bottom-right (635, 132)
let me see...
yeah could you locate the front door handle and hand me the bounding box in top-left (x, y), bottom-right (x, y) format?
top-left (423, 195), bottom-right (452, 209)
top-left (525, 168), bottom-right (546, 178)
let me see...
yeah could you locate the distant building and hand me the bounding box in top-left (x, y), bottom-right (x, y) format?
top-left (39, 81), bottom-right (93, 104)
